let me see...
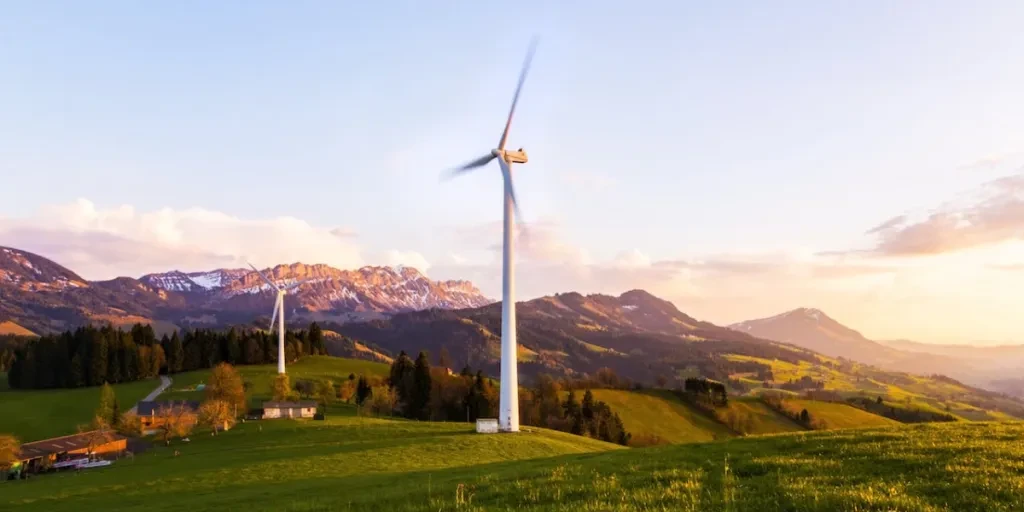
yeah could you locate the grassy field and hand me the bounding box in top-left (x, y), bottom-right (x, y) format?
top-left (721, 398), bottom-right (806, 435)
top-left (586, 389), bottom-right (734, 445)
top-left (783, 399), bottom-right (900, 430)
top-left (0, 378), bottom-right (159, 442)
top-left (0, 415), bottom-right (621, 512)
top-left (160, 355), bottom-right (390, 404)
top-left (4, 415), bottom-right (1024, 511)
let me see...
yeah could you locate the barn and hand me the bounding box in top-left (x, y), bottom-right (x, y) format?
top-left (262, 400), bottom-right (318, 419)
top-left (15, 431), bottom-right (127, 475)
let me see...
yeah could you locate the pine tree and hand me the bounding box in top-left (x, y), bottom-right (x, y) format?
top-left (356, 376), bottom-right (372, 405)
top-left (412, 351), bottom-right (432, 420)
top-left (111, 397), bottom-right (122, 427)
top-left (96, 383), bottom-right (116, 424)
top-left (169, 332), bottom-right (184, 374)
top-left (88, 334), bottom-right (108, 386)
top-left (107, 340), bottom-right (122, 384)
top-left (308, 322), bottom-right (324, 356)
top-left (388, 351), bottom-right (416, 412)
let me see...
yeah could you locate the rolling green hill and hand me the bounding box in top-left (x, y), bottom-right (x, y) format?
top-left (1, 415), bottom-right (621, 512)
top-left (0, 378), bottom-right (159, 442)
top-left (0, 356), bottom-right (389, 442)
top-left (720, 398), bottom-right (806, 435)
top-left (585, 389), bottom-right (734, 445)
top-left (781, 398), bottom-right (900, 430)
top-left (4, 416), bottom-right (1023, 511)
top-left (160, 355), bottom-right (390, 404)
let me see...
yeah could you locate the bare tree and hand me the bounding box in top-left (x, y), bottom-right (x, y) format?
top-left (156, 404), bottom-right (197, 446)
top-left (78, 416), bottom-right (116, 457)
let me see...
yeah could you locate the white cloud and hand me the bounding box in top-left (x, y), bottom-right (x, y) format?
top-left (0, 198), bottom-right (363, 279)
top-left (380, 250), bottom-right (431, 273)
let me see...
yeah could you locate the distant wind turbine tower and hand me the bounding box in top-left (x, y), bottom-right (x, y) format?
top-left (444, 39), bottom-right (537, 433)
top-left (248, 263), bottom-right (306, 374)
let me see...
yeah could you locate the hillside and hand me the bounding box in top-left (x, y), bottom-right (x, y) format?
top-left (0, 246), bottom-right (491, 334)
top-left (726, 354), bottom-right (1024, 420)
top-left (0, 320), bottom-right (35, 336)
top-left (583, 389), bottom-right (734, 445)
top-left (778, 398), bottom-right (900, 429)
top-left (336, 290), bottom-right (811, 383)
top-left (3, 418), bottom-right (1023, 511)
top-left (730, 308), bottom-right (1005, 388)
top-left (0, 416), bottom-right (622, 512)
top-left (0, 378), bottom-right (158, 442)
top-left (160, 355), bottom-right (390, 404)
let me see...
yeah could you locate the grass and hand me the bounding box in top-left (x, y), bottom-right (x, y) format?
top-left (0, 378), bottom-right (160, 442)
top-left (4, 416), bottom-right (1024, 510)
top-left (0, 415), bottom-right (621, 512)
top-left (783, 399), bottom-right (900, 430)
top-left (585, 389), bottom-right (734, 444)
top-left (721, 398), bottom-right (806, 435)
top-left (161, 355), bottom-right (390, 405)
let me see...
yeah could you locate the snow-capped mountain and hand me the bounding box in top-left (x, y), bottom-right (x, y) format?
top-left (140, 268), bottom-right (249, 292)
top-left (142, 263), bottom-right (491, 313)
top-left (0, 246), bottom-right (492, 334)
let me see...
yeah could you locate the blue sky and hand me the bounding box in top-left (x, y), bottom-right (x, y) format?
top-left (3, 1), bottom-right (1024, 341)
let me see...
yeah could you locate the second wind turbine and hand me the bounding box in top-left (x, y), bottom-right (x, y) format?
top-left (249, 263), bottom-right (306, 375)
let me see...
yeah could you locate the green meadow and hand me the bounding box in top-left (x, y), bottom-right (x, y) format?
top-left (3, 414), bottom-right (1023, 511)
top-left (160, 355), bottom-right (390, 404)
top-left (0, 377), bottom-right (158, 442)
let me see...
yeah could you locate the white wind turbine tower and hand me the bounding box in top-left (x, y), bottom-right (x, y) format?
top-left (444, 40), bottom-right (537, 433)
top-left (248, 263), bottom-right (306, 374)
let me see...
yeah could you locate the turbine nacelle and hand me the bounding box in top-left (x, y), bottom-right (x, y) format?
top-left (503, 148), bottom-right (528, 164)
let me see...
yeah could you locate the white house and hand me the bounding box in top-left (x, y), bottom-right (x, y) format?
top-left (262, 401), bottom-right (318, 419)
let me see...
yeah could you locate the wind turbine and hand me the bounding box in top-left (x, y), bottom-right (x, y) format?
top-left (248, 263), bottom-right (306, 374)
top-left (443, 40), bottom-right (537, 433)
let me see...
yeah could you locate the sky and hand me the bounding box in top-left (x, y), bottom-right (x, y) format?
top-left (2, 1), bottom-right (1024, 344)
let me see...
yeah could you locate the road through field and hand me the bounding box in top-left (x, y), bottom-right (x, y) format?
top-left (128, 375), bottom-right (172, 413)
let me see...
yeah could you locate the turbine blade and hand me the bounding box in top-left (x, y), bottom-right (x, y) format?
top-left (498, 158), bottom-right (525, 224)
top-left (498, 38), bottom-right (538, 151)
top-left (443, 154), bottom-right (496, 181)
top-left (248, 262), bottom-right (281, 291)
top-left (268, 294), bottom-right (281, 333)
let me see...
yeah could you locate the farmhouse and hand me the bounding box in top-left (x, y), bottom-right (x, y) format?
top-left (262, 400), bottom-right (318, 419)
top-left (137, 400), bottom-right (201, 429)
top-left (16, 431), bottom-right (127, 474)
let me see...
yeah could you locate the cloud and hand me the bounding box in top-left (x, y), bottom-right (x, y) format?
top-left (863, 172), bottom-right (1024, 256)
top-left (0, 199), bottom-right (363, 280)
top-left (380, 250), bottom-right (431, 273)
top-left (957, 151), bottom-right (1023, 172)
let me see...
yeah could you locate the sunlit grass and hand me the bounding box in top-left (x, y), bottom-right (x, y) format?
top-left (6, 420), bottom-right (1024, 511)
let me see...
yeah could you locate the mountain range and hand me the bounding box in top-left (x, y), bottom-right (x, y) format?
top-left (4, 245), bottom-right (1024, 399)
top-left (0, 246), bottom-right (490, 335)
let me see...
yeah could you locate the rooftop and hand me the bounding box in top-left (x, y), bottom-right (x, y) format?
top-left (137, 400), bottom-right (201, 416)
top-left (19, 431), bottom-right (127, 459)
top-left (263, 401), bottom-right (318, 408)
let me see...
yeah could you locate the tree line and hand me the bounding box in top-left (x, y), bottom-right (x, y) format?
top-left (344, 350), bottom-right (631, 445)
top-left (6, 322), bottom-right (327, 390)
